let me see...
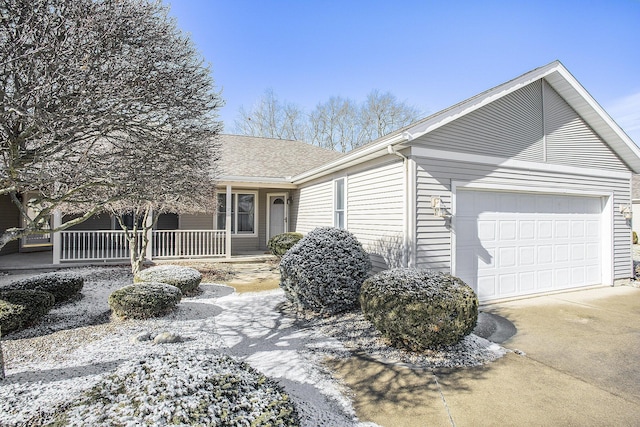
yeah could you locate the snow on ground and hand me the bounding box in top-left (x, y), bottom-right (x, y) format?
top-left (0, 266), bottom-right (504, 426)
top-left (0, 267), bottom-right (373, 426)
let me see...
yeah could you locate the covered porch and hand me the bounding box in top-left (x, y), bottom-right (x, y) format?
top-left (0, 249), bottom-right (276, 272)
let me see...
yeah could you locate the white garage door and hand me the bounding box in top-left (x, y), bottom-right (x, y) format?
top-left (455, 190), bottom-right (603, 301)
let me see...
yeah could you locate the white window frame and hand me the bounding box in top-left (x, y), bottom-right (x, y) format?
top-left (217, 191), bottom-right (258, 236)
top-left (333, 177), bottom-right (347, 229)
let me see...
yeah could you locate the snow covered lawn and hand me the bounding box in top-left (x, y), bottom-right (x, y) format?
top-left (0, 266), bottom-right (504, 426)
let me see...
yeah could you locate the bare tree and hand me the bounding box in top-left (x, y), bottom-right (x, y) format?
top-left (101, 133), bottom-right (219, 275)
top-left (359, 90), bottom-right (421, 143)
top-left (236, 89), bottom-right (421, 151)
top-left (234, 89), bottom-right (307, 140)
top-left (0, 0), bottom-right (222, 251)
top-left (0, 0), bottom-right (222, 378)
top-left (309, 97), bottom-right (359, 152)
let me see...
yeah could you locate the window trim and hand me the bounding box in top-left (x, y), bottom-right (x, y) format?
top-left (217, 191), bottom-right (258, 237)
top-left (333, 177), bottom-right (347, 229)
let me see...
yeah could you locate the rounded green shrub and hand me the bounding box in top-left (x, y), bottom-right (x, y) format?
top-left (360, 269), bottom-right (479, 350)
top-left (4, 271), bottom-right (83, 303)
top-left (267, 232), bottom-right (303, 256)
top-left (134, 265), bottom-right (201, 295)
top-left (108, 282), bottom-right (181, 319)
top-left (279, 227), bottom-right (371, 314)
top-left (47, 352), bottom-right (299, 426)
top-left (0, 290), bottom-right (55, 334)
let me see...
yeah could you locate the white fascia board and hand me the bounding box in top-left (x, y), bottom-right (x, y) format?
top-left (411, 146), bottom-right (632, 180)
top-left (291, 133), bottom-right (409, 184)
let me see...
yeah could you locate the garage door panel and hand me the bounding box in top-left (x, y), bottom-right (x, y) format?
top-left (456, 190), bottom-right (603, 301)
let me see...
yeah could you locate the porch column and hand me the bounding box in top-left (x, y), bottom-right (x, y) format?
top-left (145, 207), bottom-right (153, 262)
top-left (52, 210), bottom-right (61, 265)
top-left (225, 185), bottom-right (232, 259)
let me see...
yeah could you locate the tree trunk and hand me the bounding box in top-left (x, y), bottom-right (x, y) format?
top-left (1, 327), bottom-right (5, 380)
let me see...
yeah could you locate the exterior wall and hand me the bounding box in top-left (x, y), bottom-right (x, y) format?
top-left (0, 194), bottom-right (20, 255)
top-left (65, 214), bottom-right (113, 230)
top-left (295, 157), bottom-right (406, 271)
top-left (179, 213), bottom-right (214, 230)
top-left (413, 154), bottom-right (632, 280)
top-left (543, 81), bottom-right (626, 170)
top-left (413, 79), bottom-right (628, 172)
top-left (295, 178), bottom-right (334, 234)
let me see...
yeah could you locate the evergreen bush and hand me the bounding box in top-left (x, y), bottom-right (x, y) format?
top-left (360, 268), bottom-right (478, 350)
top-left (0, 290), bottom-right (56, 333)
top-left (108, 282), bottom-right (182, 319)
top-left (134, 265), bottom-right (201, 295)
top-left (279, 227), bottom-right (371, 314)
top-left (267, 232), bottom-right (303, 256)
top-left (4, 271), bottom-right (83, 303)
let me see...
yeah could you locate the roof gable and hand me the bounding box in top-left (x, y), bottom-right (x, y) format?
top-left (293, 61), bottom-right (640, 183)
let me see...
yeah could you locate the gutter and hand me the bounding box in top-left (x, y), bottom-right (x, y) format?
top-left (292, 132), bottom-right (411, 184)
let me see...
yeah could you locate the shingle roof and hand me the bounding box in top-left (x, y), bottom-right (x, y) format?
top-left (219, 134), bottom-right (344, 179)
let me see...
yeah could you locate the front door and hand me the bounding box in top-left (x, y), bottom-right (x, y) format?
top-left (268, 195), bottom-right (286, 243)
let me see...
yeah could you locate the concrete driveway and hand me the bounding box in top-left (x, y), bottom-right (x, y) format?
top-left (328, 286), bottom-right (640, 426)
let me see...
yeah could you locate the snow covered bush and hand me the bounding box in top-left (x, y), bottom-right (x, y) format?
top-left (268, 232), bottom-right (303, 256)
top-left (108, 283), bottom-right (181, 319)
top-left (360, 269), bottom-right (478, 350)
top-left (0, 290), bottom-right (55, 334)
top-left (3, 271), bottom-right (83, 303)
top-left (134, 265), bottom-right (202, 295)
top-left (279, 227), bottom-right (371, 314)
top-left (45, 352), bottom-right (299, 426)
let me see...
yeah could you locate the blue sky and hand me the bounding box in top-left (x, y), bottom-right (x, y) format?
top-left (164, 0), bottom-right (640, 144)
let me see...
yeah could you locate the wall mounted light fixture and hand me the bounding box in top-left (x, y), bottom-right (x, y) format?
top-left (431, 196), bottom-right (449, 218)
top-left (620, 204), bottom-right (633, 220)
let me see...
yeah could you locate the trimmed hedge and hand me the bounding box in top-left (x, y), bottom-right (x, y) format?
top-left (4, 271), bottom-right (83, 303)
top-left (279, 227), bottom-right (371, 314)
top-left (0, 290), bottom-right (56, 334)
top-left (108, 282), bottom-right (182, 319)
top-left (134, 265), bottom-right (202, 295)
top-left (360, 269), bottom-right (478, 350)
top-left (267, 232), bottom-right (303, 256)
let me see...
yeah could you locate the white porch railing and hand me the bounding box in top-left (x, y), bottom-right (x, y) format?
top-left (59, 229), bottom-right (226, 262)
top-left (153, 230), bottom-right (226, 258)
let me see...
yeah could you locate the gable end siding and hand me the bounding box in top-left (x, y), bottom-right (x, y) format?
top-left (543, 80), bottom-right (627, 171)
top-left (412, 79), bottom-right (628, 172)
top-left (414, 80), bottom-right (544, 162)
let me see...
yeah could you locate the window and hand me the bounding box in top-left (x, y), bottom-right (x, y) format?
top-left (217, 193), bottom-right (256, 234)
top-left (334, 178), bottom-right (345, 228)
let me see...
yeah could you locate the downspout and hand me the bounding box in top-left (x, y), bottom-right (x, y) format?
top-left (387, 144), bottom-right (411, 268)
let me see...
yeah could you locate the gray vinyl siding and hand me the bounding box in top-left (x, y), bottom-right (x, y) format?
top-left (543, 81), bottom-right (627, 170)
top-left (412, 79), bottom-right (627, 172)
top-left (294, 158), bottom-right (406, 272)
top-left (295, 179), bottom-right (334, 234)
top-left (414, 156), bottom-right (632, 280)
top-left (414, 80), bottom-right (544, 162)
top-left (179, 214), bottom-right (214, 230)
top-left (347, 160), bottom-right (405, 271)
top-left (0, 194), bottom-right (20, 255)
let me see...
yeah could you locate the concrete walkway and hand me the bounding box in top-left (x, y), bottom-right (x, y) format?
top-left (328, 286), bottom-right (640, 426)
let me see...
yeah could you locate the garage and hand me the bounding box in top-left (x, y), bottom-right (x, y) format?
top-left (454, 189), bottom-right (605, 301)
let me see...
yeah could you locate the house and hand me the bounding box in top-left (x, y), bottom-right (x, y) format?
top-left (3, 60), bottom-right (640, 303)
